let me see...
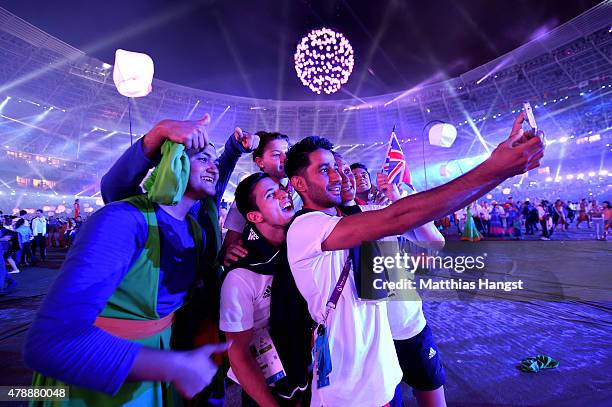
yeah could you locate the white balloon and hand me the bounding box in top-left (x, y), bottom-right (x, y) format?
top-left (428, 123), bottom-right (457, 148)
top-left (113, 49), bottom-right (154, 98)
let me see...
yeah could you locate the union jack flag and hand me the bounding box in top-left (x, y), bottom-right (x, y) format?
top-left (383, 128), bottom-right (413, 190)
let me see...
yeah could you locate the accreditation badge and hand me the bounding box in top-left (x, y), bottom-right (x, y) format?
top-left (250, 328), bottom-right (287, 385)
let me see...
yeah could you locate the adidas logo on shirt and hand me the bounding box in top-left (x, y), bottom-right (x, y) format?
top-left (248, 228), bottom-right (259, 241)
top-left (262, 285), bottom-right (272, 299)
top-left (428, 347), bottom-right (437, 359)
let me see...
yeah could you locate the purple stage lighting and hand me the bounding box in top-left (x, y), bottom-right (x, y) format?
top-left (294, 27), bottom-right (355, 95)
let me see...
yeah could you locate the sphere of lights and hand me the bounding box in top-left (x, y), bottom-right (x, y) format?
top-left (294, 27), bottom-right (354, 95)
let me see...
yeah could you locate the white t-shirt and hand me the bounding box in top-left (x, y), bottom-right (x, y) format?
top-left (31, 217), bottom-right (47, 235)
top-left (359, 205), bottom-right (426, 341)
top-left (225, 189), bottom-right (303, 233)
top-left (287, 211), bottom-right (401, 407)
top-left (223, 201), bottom-right (246, 234)
top-left (479, 206), bottom-right (490, 220)
top-left (219, 268), bottom-right (274, 384)
top-left (220, 268), bottom-right (273, 333)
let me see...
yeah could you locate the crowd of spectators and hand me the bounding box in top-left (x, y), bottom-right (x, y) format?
top-left (1, 203), bottom-right (86, 294)
top-left (440, 196), bottom-right (612, 241)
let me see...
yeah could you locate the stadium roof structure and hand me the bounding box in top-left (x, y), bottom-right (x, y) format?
top-left (0, 2), bottom-right (610, 198)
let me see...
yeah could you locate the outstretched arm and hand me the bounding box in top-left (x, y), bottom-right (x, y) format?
top-left (100, 138), bottom-right (158, 203)
top-left (214, 127), bottom-right (253, 207)
top-left (322, 113), bottom-right (544, 251)
top-left (391, 208), bottom-right (446, 251)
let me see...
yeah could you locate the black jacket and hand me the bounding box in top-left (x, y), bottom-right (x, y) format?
top-left (226, 223), bottom-right (313, 398)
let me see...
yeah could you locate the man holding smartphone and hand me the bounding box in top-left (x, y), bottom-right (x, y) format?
top-left (285, 113), bottom-right (543, 406)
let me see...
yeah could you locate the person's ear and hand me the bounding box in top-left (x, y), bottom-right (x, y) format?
top-left (246, 211), bottom-right (263, 224)
top-left (254, 156), bottom-right (265, 170)
top-left (291, 175), bottom-right (306, 193)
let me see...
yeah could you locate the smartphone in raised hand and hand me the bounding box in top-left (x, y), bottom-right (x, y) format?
top-left (522, 102), bottom-right (545, 145)
top-left (523, 102), bottom-right (537, 132)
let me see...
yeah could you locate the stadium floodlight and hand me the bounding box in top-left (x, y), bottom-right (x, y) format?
top-left (113, 49), bottom-right (154, 97)
top-left (588, 134), bottom-right (601, 142)
top-left (0, 96), bottom-right (10, 112)
top-left (294, 28), bottom-right (354, 95)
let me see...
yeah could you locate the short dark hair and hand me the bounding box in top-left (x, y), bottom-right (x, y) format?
top-left (350, 163), bottom-right (369, 172)
top-left (36, 209), bottom-right (43, 214)
top-left (186, 142), bottom-right (216, 158)
top-left (234, 172), bottom-right (270, 218)
top-left (285, 136), bottom-right (334, 178)
top-left (350, 163), bottom-right (371, 181)
top-left (19, 210), bottom-right (27, 216)
top-left (252, 132), bottom-right (290, 162)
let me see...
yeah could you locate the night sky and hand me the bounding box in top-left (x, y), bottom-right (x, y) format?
top-left (0, 0), bottom-right (603, 100)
